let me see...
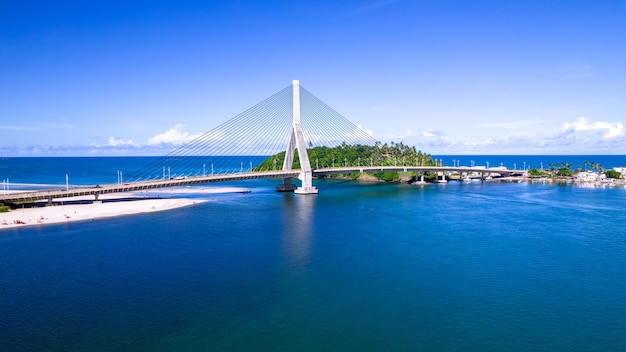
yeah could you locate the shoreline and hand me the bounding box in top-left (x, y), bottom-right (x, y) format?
top-left (1, 198), bottom-right (206, 229)
top-left (1, 186), bottom-right (250, 230)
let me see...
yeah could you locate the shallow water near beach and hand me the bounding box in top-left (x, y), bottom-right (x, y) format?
top-left (1, 157), bottom-right (626, 351)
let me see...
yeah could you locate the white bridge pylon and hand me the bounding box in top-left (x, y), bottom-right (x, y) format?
top-left (279, 80), bottom-right (319, 195)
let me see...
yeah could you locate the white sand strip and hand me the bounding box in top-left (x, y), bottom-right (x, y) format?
top-left (1, 198), bottom-right (206, 230)
top-left (139, 187), bottom-right (251, 194)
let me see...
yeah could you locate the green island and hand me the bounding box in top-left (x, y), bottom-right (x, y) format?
top-left (255, 142), bottom-right (435, 182)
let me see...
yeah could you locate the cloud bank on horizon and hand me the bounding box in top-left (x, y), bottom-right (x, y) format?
top-left (2, 116), bottom-right (623, 156)
top-left (405, 116), bottom-right (626, 155)
top-left (1, 0), bottom-right (624, 156)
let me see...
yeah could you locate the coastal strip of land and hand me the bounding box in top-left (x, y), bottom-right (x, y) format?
top-left (1, 187), bottom-right (250, 229)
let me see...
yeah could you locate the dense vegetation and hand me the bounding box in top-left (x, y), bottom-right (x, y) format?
top-left (605, 169), bottom-right (621, 179)
top-left (254, 142), bottom-right (434, 182)
top-left (527, 160), bottom-right (618, 180)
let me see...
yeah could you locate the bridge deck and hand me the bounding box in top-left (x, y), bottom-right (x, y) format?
top-left (1, 166), bottom-right (522, 204)
top-left (0, 170), bottom-right (301, 204)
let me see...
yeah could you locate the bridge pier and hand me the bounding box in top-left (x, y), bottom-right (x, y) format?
top-left (295, 170), bottom-right (318, 195)
top-left (414, 172), bottom-right (426, 185)
top-left (279, 80), bottom-right (318, 195)
top-left (437, 171), bottom-right (447, 183)
top-left (276, 178), bottom-right (297, 192)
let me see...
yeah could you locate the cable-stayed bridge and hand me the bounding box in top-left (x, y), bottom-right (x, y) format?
top-left (1, 80), bottom-right (520, 205)
top-left (125, 80), bottom-right (377, 194)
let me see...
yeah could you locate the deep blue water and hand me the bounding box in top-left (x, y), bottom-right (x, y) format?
top-left (1, 157), bottom-right (626, 351)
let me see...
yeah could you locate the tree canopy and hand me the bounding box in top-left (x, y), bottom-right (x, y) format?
top-left (254, 142), bottom-right (433, 182)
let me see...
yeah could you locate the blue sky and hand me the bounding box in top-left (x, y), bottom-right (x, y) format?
top-left (1, 0), bottom-right (625, 156)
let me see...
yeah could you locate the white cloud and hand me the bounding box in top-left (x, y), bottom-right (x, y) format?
top-left (108, 136), bottom-right (137, 147)
top-left (385, 116), bottom-right (626, 154)
top-left (147, 124), bottom-right (202, 145)
top-left (382, 129), bottom-right (413, 140)
top-left (421, 128), bottom-right (443, 138)
top-left (561, 117), bottom-right (624, 139)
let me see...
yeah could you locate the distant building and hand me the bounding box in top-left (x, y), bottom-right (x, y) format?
top-left (574, 171), bottom-right (604, 182)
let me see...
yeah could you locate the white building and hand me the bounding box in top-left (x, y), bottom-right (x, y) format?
top-left (574, 171), bottom-right (604, 182)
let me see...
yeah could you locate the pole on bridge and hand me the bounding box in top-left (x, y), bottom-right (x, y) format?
top-left (277, 80), bottom-right (318, 194)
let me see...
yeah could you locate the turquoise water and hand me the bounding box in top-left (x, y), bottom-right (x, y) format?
top-left (1, 157), bottom-right (626, 351)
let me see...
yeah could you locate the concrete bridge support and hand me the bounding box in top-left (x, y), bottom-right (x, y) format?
top-left (279, 80), bottom-right (318, 195)
top-left (437, 171), bottom-right (447, 183)
top-left (276, 178), bottom-right (297, 192)
top-left (414, 172), bottom-right (426, 185)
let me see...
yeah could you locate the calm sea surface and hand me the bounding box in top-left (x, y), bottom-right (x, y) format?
top-left (1, 156), bottom-right (626, 351)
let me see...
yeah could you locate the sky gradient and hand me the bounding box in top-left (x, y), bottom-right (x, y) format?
top-left (2, 0), bottom-right (625, 156)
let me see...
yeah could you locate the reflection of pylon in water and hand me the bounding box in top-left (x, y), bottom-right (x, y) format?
top-left (278, 80), bottom-right (318, 194)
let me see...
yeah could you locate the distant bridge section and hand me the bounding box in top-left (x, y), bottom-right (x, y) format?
top-left (314, 166), bottom-right (520, 177)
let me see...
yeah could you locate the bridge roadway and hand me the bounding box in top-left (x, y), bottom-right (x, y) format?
top-left (0, 166), bottom-right (520, 204)
top-left (0, 170), bottom-right (301, 204)
top-left (314, 165), bottom-right (519, 176)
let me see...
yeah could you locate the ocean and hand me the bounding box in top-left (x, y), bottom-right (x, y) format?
top-left (1, 156), bottom-right (626, 351)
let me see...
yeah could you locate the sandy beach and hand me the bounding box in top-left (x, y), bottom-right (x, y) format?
top-left (0, 186), bottom-right (250, 229)
top-left (1, 198), bottom-right (206, 229)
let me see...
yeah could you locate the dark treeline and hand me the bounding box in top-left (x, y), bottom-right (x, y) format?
top-left (528, 160), bottom-right (622, 179)
top-left (254, 142), bottom-right (434, 181)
